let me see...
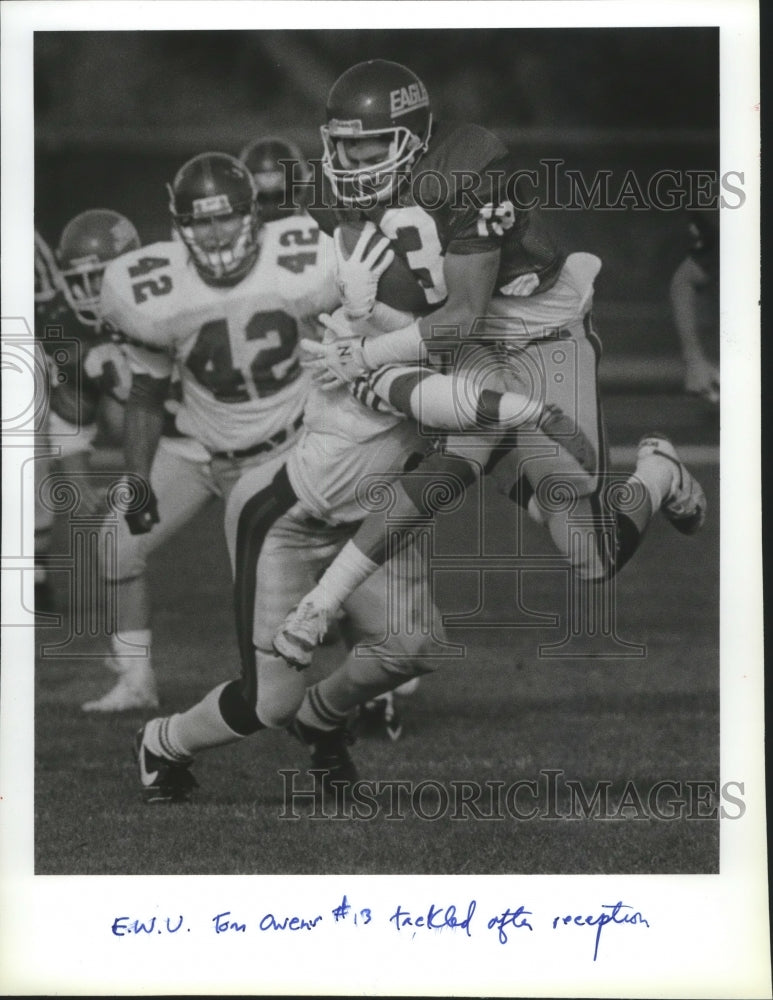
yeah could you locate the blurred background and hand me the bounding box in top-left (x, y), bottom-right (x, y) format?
top-left (35, 27), bottom-right (719, 374)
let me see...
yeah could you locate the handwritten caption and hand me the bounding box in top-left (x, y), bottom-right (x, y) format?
top-left (111, 896), bottom-right (649, 962)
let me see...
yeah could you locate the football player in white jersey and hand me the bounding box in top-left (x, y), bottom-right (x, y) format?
top-left (131, 281), bottom-right (446, 803)
top-left (84, 150), bottom-right (339, 712)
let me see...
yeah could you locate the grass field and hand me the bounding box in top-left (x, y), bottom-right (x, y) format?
top-left (34, 392), bottom-right (719, 876)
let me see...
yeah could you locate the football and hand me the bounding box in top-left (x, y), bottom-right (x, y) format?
top-left (336, 217), bottom-right (429, 314)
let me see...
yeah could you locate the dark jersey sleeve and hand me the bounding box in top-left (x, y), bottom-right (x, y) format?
top-left (444, 143), bottom-right (566, 293)
top-left (426, 125), bottom-right (566, 291)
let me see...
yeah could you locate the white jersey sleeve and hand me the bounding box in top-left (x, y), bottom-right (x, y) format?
top-left (100, 241), bottom-right (185, 380)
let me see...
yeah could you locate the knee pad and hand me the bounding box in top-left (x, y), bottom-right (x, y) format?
top-left (220, 678), bottom-right (264, 736)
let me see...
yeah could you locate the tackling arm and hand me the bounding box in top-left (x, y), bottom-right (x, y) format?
top-left (360, 247), bottom-right (501, 369)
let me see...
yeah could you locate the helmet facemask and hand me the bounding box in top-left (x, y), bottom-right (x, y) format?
top-left (54, 209), bottom-right (141, 327)
top-left (170, 193), bottom-right (260, 285)
top-left (321, 121), bottom-right (430, 207)
top-left (58, 257), bottom-right (106, 327)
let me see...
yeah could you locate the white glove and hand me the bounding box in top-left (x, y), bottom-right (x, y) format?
top-left (300, 313), bottom-right (368, 390)
top-left (334, 222), bottom-right (395, 320)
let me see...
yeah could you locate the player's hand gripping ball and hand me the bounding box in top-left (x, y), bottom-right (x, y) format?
top-left (333, 221), bottom-right (394, 320)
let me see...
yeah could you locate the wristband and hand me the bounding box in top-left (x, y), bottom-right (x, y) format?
top-left (361, 320), bottom-right (425, 369)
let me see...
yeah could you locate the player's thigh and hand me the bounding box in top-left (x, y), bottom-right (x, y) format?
top-left (251, 506), bottom-right (351, 652)
top-left (221, 450), bottom-right (294, 572)
top-left (102, 443), bottom-right (215, 580)
top-left (489, 334), bottom-right (605, 500)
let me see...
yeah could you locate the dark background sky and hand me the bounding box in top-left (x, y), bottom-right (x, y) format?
top-left (34, 28), bottom-right (720, 359)
top-left (35, 28), bottom-right (718, 143)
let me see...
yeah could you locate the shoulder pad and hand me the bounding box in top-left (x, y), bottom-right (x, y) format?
top-left (100, 241), bottom-right (187, 347)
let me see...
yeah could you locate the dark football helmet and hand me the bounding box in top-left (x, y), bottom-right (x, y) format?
top-left (321, 59), bottom-right (433, 207)
top-left (168, 152), bottom-right (260, 285)
top-left (239, 135), bottom-right (311, 221)
top-left (56, 210), bottom-right (141, 326)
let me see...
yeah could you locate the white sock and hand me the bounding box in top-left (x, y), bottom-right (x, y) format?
top-left (307, 541), bottom-right (378, 617)
top-left (164, 682), bottom-right (245, 757)
top-left (634, 454), bottom-right (674, 514)
top-left (112, 629), bottom-right (152, 665)
top-left (143, 716), bottom-right (191, 762)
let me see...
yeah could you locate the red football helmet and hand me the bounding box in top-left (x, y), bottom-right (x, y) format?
top-left (56, 209), bottom-right (141, 326)
top-left (321, 59), bottom-right (433, 207)
top-left (239, 135), bottom-right (311, 221)
top-left (168, 152), bottom-right (260, 284)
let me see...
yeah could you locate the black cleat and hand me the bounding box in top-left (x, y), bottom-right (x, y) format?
top-left (357, 691), bottom-right (403, 742)
top-left (290, 719), bottom-right (359, 799)
top-left (133, 724), bottom-right (198, 804)
top-left (638, 435), bottom-right (706, 535)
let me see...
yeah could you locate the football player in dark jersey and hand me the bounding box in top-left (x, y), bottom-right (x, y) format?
top-left (239, 134), bottom-right (312, 222)
top-left (34, 214), bottom-right (141, 612)
top-left (670, 212), bottom-right (719, 405)
top-left (274, 59), bottom-right (708, 732)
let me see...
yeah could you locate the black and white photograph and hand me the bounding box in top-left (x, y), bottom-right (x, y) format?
top-left (0, 1), bottom-right (766, 996)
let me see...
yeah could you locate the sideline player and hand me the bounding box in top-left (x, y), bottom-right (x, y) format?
top-left (85, 151), bottom-right (339, 713)
top-left (34, 214), bottom-right (142, 612)
top-left (239, 134), bottom-right (312, 222)
top-left (273, 58), bottom-right (707, 674)
top-left (670, 211), bottom-right (719, 405)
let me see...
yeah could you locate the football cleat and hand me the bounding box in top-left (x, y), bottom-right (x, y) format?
top-left (637, 435), bottom-right (707, 535)
top-left (358, 691), bottom-right (403, 742)
top-left (133, 724), bottom-right (198, 804)
top-left (81, 659), bottom-right (159, 713)
top-left (273, 600), bottom-right (328, 669)
top-left (290, 719), bottom-right (359, 798)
